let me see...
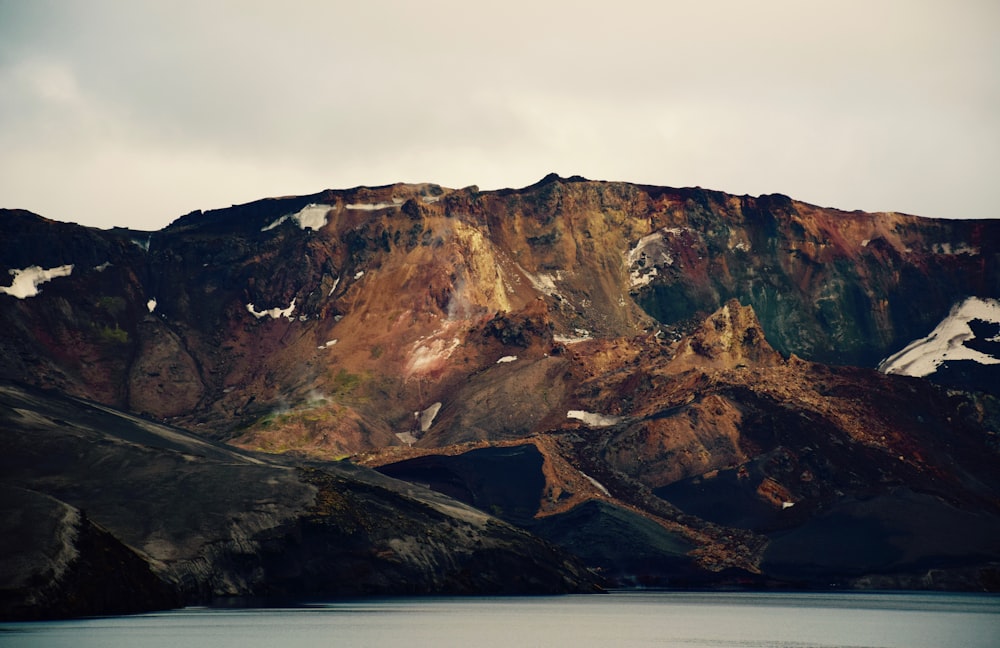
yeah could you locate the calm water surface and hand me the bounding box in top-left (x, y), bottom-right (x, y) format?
top-left (2, 591), bottom-right (998, 648)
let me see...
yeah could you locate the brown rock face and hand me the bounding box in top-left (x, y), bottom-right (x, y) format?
top-left (666, 299), bottom-right (783, 373)
top-left (2, 177), bottom-right (997, 444)
top-left (2, 175), bottom-right (999, 595)
top-left (128, 319), bottom-right (205, 417)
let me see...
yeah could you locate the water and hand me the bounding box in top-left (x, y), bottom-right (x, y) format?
top-left (1, 591), bottom-right (998, 648)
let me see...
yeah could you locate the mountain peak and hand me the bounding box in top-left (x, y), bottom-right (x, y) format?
top-left (522, 173), bottom-right (590, 190)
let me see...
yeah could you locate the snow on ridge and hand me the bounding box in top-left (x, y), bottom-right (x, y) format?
top-left (0, 264), bottom-right (74, 299)
top-left (346, 202), bottom-right (400, 211)
top-left (261, 215), bottom-right (290, 232)
top-left (262, 204), bottom-right (331, 232)
top-left (246, 298), bottom-right (297, 320)
top-left (878, 296), bottom-right (1000, 377)
top-left (567, 410), bottom-right (622, 427)
top-left (293, 204), bottom-right (330, 230)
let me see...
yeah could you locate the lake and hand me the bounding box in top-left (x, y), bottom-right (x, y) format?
top-left (2, 591), bottom-right (998, 648)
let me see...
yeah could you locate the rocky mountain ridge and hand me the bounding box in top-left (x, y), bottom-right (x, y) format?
top-left (2, 174), bottom-right (999, 617)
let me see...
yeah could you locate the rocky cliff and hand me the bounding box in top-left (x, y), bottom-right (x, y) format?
top-left (2, 175), bottom-right (999, 615)
top-left (2, 176), bottom-right (996, 440)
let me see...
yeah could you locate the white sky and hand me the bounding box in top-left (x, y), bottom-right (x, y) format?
top-left (1, 0), bottom-right (998, 230)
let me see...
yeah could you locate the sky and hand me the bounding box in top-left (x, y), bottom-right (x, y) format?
top-left (1, 1), bottom-right (998, 230)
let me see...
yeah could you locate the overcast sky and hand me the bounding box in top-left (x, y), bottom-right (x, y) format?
top-left (1, 1), bottom-right (998, 230)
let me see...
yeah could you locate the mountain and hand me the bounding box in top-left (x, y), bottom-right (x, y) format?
top-left (2, 175), bottom-right (999, 617)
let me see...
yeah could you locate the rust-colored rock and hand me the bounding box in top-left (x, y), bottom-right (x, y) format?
top-left (3, 175), bottom-right (999, 595)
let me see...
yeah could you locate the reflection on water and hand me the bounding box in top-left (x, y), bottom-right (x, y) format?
top-left (2, 591), bottom-right (998, 648)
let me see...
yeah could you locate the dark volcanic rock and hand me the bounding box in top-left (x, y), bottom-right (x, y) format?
top-left (0, 382), bottom-right (600, 619)
top-left (377, 445), bottom-right (547, 525)
top-left (0, 486), bottom-right (180, 621)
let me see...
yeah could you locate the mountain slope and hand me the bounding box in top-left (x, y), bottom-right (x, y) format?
top-left (2, 175), bottom-right (999, 610)
top-left (0, 382), bottom-right (599, 620)
top-left (365, 301), bottom-right (1000, 588)
top-left (1, 177), bottom-right (996, 441)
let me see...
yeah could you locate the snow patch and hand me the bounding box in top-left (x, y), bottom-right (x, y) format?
top-left (131, 237), bottom-right (151, 251)
top-left (292, 204), bottom-right (330, 230)
top-left (246, 298), bottom-right (297, 320)
top-left (933, 242), bottom-right (979, 256)
top-left (627, 229), bottom-right (675, 288)
top-left (417, 402), bottom-right (442, 432)
top-left (327, 276), bottom-right (340, 296)
top-left (878, 297), bottom-right (1000, 377)
top-left (354, 270), bottom-right (365, 280)
top-left (395, 431), bottom-right (418, 445)
top-left (147, 298), bottom-right (157, 313)
top-left (554, 329), bottom-right (592, 344)
top-left (317, 339), bottom-right (338, 349)
top-left (581, 471), bottom-right (611, 496)
top-left (261, 215), bottom-right (290, 231)
top-left (496, 355), bottom-right (518, 364)
top-left (861, 239), bottom-right (870, 247)
top-left (262, 203), bottom-right (331, 232)
top-left (94, 262), bottom-right (112, 272)
top-left (782, 501), bottom-right (796, 510)
top-left (567, 410), bottom-right (622, 427)
top-left (515, 264), bottom-right (569, 301)
top-left (630, 266), bottom-right (658, 288)
top-left (520, 267), bottom-right (559, 296)
top-left (0, 264), bottom-right (74, 298)
top-left (407, 336), bottom-right (461, 375)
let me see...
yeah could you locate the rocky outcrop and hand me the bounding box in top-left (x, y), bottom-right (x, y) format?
top-left (665, 299), bottom-right (783, 373)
